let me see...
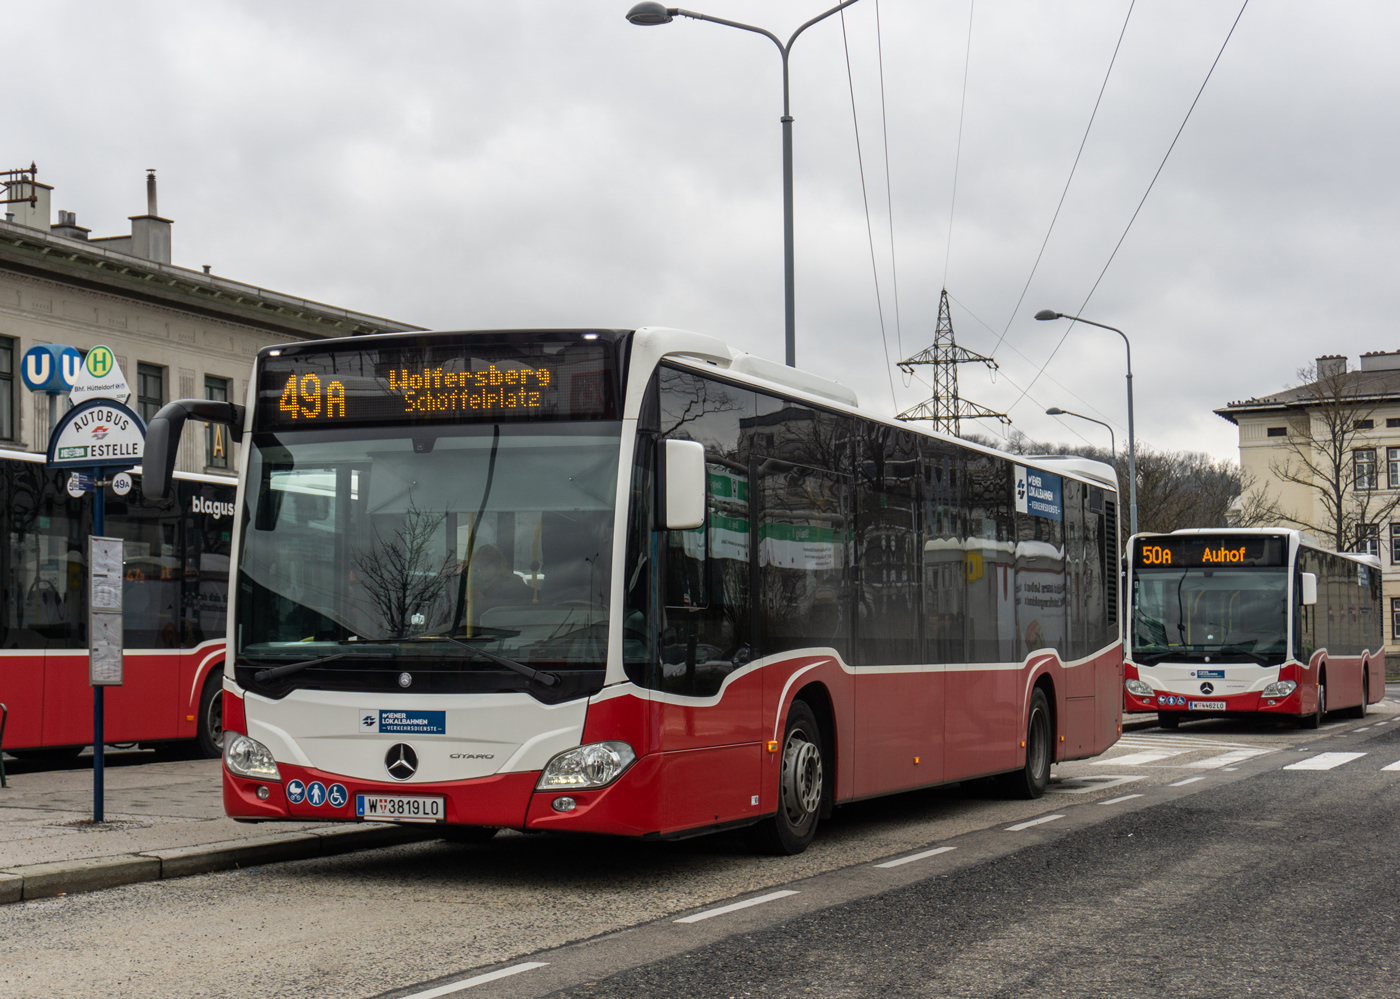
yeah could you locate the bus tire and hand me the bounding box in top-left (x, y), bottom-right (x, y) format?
top-left (746, 701), bottom-right (825, 856)
top-left (1300, 676), bottom-right (1325, 729)
top-left (997, 688), bottom-right (1052, 800)
top-left (441, 826), bottom-right (499, 844)
top-left (196, 668), bottom-right (226, 759)
top-left (1157, 712), bottom-right (1180, 730)
top-left (1346, 672), bottom-right (1369, 720)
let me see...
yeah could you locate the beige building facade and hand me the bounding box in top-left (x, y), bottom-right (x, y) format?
top-left (1217, 351), bottom-right (1400, 657)
top-left (0, 171), bottom-right (420, 473)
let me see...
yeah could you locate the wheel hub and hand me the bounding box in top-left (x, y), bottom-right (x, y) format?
top-left (781, 733), bottom-right (822, 823)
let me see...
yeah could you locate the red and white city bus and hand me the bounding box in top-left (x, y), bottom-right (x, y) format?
top-left (0, 449), bottom-right (234, 758)
top-left (145, 328), bottom-right (1124, 853)
top-left (1124, 529), bottom-right (1384, 729)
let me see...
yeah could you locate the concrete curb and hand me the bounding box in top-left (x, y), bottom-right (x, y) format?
top-left (0, 823), bottom-right (431, 903)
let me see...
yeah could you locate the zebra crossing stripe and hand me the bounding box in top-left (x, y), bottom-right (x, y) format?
top-left (1381, 760), bottom-right (1400, 772)
top-left (1283, 752), bottom-right (1366, 771)
top-left (1093, 750), bottom-right (1184, 766)
top-left (1185, 749), bottom-right (1273, 769)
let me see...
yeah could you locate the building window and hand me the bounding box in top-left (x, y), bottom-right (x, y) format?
top-left (205, 375), bottom-right (230, 468)
top-left (1392, 598), bottom-right (1400, 641)
top-left (1359, 523), bottom-right (1379, 557)
top-left (137, 363), bottom-right (165, 425)
top-left (1355, 449), bottom-right (1378, 490)
top-left (0, 336), bottom-right (13, 440)
top-left (1389, 448), bottom-right (1400, 490)
top-left (1356, 419), bottom-right (1375, 431)
top-left (1266, 426), bottom-right (1287, 437)
top-left (1388, 418), bottom-right (1400, 428)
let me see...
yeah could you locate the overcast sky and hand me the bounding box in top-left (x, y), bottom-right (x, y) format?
top-left (7, 1), bottom-right (1397, 460)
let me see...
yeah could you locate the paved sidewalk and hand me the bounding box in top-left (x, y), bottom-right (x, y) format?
top-left (0, 752), bottom-right (426, 903)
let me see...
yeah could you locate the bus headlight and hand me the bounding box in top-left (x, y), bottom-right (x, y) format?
top-left (224, 733), bottom-right (281, 781)
top-left (1125, 679), bottom-right (1154, 698)
top-left (537, 742), bottom-right (636, 790)
top-left (1261, 680), bottom-right (1297, 698)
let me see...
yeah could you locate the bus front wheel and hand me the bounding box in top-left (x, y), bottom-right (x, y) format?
top-left (1300, 677), bottom-right (1325, 730)
top-left (1158, 712), bottom-right (1180, 730)
top-left (196, 669), bottom-right (225, 759)
top-left (746, 701), bottom-right (825, 856)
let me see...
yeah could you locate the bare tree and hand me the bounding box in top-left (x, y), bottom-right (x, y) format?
top-left (1268, 363), bottom-right (1400, 552)
top-left (354, 503), bottom-right (454, 638)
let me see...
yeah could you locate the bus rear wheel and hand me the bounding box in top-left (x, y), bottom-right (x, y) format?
top-left (746, 701), bottom-right (825, 856)
top-left (997, 688), bottom-right (1052, 800)
top-left (1346, 672), bottom-right (1369, 720)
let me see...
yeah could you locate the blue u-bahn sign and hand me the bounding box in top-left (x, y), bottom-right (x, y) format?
top-left (21, 344), bottom-right (83, 394)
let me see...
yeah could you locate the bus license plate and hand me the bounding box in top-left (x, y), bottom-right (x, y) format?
top-left (1188, 700), bottom-right (1226, 711)
top-left (356, 794), bottom-right (445, 823)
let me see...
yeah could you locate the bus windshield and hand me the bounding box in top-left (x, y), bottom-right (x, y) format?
top-left (235, 422), bottom-right (621, 674)
top-left (1132, 566), bottom-right (1289, 665)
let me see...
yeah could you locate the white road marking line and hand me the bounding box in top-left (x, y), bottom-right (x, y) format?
top-left (1283, 752), bottom-right (1367, 771)
top-left (1355, 727), bottom-right (1371, 731)
top-left (1185, 749), bottom-right (1273, 769)
top-left (674, 890), bottom-right (799, 923)
top-left (1093, 750), bottom-right (1184, 766)
top-left (1169, 776), bottom-right (1206, 786)
top-left (1382, 760), bottom-right (1400, 772)
top-left (1048, 775), bottom-right (1144, 794)
top-left (875, 846), bottom-right (956, 869)
top-left (1099, 794), bottom-right (1144, 805)
top-left (401, 963), bottom-right (550, 998)
top-left (1005, 814), bottom-right (1065, 832)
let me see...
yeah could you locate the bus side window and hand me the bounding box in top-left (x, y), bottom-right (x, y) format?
top-left (854, 421), bottom-right (919, 666)
top-left (656, 367), bottom-right (754, 695)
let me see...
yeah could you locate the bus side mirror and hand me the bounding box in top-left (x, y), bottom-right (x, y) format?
top-left (664, 439), bottom-right (706, 530)
top-left (1300, 572), bottom-right (1318, 606)
top-left (142, 399), bottom-right (246, 501)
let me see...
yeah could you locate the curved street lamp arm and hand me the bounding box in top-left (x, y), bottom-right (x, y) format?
top-left (674, 9), bottom-right (784, 54)
top-left (787, 0), bottom-right (864, 51)
top-left (1053, 312), bottom-right (1131, 375)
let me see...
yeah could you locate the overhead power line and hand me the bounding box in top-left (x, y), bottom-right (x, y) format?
top-left (942, 0), bottom-right (975, 288)
top-left (990, 0), bottom-right (1137, 358)
top-left (873, 0), bottom-right (903, 360)
top-left (1008, 0), bottom-right (1252, 414)
top-left (839, 5), bottom-right (898, 411)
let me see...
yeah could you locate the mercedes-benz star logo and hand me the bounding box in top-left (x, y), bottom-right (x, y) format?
top-left (385, 743), bottom-right (418, 781)
top-left (1200, 682), bottom-right (1215, 695)
top-left (398, 672), bottom-right (412, 688)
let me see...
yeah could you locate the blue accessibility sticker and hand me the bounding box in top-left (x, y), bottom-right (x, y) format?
top-left (306, 781), bottom-right (328, 807)
top-left (1196, 670), bottom-right (1225, 679)
top-left (286, 780), bottom-right (306, 804)
top-left (360, 709), bottom-right (446, 735)
top-left (327, 783), bottom-right (348, 808)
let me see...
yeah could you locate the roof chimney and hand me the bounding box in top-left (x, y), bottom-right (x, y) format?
top-left (146, 168), bottom-right (157, 216)
top-left (1317, 355), bottom-right (1347, 379)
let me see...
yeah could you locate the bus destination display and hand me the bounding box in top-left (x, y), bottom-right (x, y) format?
top-left (1134, 534), bottom-right (1287, 568)
top-left (255, 339), bottom-right (616, 429)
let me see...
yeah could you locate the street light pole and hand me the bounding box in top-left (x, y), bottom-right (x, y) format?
top-left (626, 0), bottom-right (863, 368)
top-left (1035, 310), bottom-right (1137, 537)
top-left (1045, 406), bottom-right (1115, 466)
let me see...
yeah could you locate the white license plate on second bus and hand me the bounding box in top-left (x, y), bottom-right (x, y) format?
top-left (356, 794), bottom-right (445, 823)
top-left (1188, 700), bottom-right (1227, 711)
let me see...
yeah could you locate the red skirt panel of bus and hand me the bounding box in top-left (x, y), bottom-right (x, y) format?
top-left (225, 763), bottom-right (539, 828)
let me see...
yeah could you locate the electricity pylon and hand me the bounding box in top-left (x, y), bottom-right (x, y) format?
top-left (896, 288), bottom-right (1010, 436)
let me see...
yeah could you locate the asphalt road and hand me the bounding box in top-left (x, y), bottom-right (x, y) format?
top-left (4, 695), bottom-right (1399, 999)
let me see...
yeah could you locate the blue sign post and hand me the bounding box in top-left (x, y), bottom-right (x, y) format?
top-left (26, 349), bottom-right (144, 823)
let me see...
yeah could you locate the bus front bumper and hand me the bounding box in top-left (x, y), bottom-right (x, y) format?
top-left (1126, 688), bottom-right (1305, 716)
top-left (224, 755), bottom-right (666, 836)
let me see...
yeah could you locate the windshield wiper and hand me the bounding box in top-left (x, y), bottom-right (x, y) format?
top-left (339, 636), bottom-right (562, 689)
top-left (252, 650), bottom-right (395, 683)
top-left (1132, 649), bottom-right (1182, 665)
top-left (1215, 644), bottom-right (1275, 666)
